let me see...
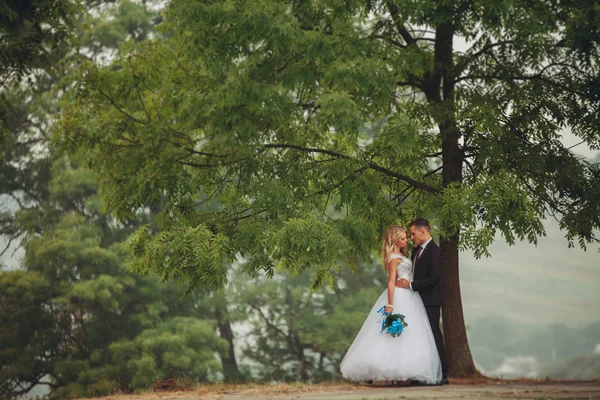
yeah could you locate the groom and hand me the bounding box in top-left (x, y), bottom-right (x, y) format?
top-left (396, 218), bottom-right (449, 385)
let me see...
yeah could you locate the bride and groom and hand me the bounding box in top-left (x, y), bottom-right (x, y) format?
top-left (340, 218), bottom-right (449, 385)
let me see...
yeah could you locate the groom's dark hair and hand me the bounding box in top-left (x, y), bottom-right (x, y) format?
top-left (409, 218), bottom-right (431, 231)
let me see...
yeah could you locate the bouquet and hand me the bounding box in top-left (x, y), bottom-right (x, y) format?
top-left (377, 306), bottom-right (408, 337)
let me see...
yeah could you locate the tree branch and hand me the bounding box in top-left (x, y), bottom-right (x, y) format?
top-left (425, 151), bottom-right (443, 158)
top-left (423, 165), bottom-right (443, 178)
top-left (384, 1), bottom-right (416, 46)
top-left (457, 40), bottom-right (514, 70)
top-left (6, 192), bottom-right (25, 209)
top-left (312, 166), bottom-right (369, 196)
top-left (4, 179), bottom-right (43, 203)
top-left (455, 68), bottom-right (588, 97)
top-left (249, 303), bottom-right (288, 341)
top-left (97, 88), bottom-right (146, 125)
top-left (0, 232), bottom-right (20, 257)
top-left (135, 85), bottom-right (151, 123)
top-left (392, 185), bottom-right (418, 205)
top-left (264, 143), bottom-right (440, 194)
top-left (372, 34), bottom-right (406, 49)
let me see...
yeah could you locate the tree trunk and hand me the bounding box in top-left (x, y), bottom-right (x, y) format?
top-left (440, 235), bottom-right (478, 377)
top-left (213, 289), bottom-right (244, 382)
top-left (297, 351), bottom-right (309, 382)
top-left (317, 351), bottom-right (325, 375)
top-left (432, 21), bottom-right (479, 378)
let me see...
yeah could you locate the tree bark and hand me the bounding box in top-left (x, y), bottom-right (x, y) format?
top-left (297, 350), bottom-right (309, 382)
top-left (440, 235), bottom-right (478, 377)
top-left (428, 21), bottom-right (479, 378)
top-left (213, 289), bottom-right (244, 382)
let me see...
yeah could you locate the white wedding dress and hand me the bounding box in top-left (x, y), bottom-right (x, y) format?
top-left (340, 253), bottom-right (442, 384)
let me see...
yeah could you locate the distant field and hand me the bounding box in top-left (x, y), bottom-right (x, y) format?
top-left (460, 219), bottom-right (600, 327)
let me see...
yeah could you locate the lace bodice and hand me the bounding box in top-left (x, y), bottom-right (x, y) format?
top-left (386, 253), bottom-right (413, 281)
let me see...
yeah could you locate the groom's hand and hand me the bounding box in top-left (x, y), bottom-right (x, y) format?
top-left (396, 279), bottom-right (410, 289)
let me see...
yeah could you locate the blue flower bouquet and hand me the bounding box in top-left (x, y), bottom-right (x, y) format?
top-left (377, 306), bottom-right (408, 337)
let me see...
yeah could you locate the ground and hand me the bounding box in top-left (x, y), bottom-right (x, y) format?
top-left (82, 380), bottom-right (600, 400)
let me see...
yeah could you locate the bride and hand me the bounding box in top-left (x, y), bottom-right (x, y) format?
top-left (340, 225), bottom-right (442, 384)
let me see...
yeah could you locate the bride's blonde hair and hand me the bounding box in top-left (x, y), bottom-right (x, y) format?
top-left (381, 225), bottom-right (408, 270)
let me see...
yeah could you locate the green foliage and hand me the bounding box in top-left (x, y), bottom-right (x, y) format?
top-left (0, 270), bottom-right (59, 398)
top-left (3, 0), bottom-right (596, 383)
top-left (54, 0), bottom-right (600, 296)
top-left (109, 317), bottom-right (227, 389)
top-left (1, 159), bottom-right (227, 398)
top-left (0, 0), bottom-right (81, 82)
top-left (127, 224), bottom-right (230, 290)
top-left (81, 0), bottom-right (160, 56)
top-left (232, 259), bottom-right (384, 381)
top-left (1, 0), bottom-right (159, 255)
top-left (1, 1), bottom-right (237, 398)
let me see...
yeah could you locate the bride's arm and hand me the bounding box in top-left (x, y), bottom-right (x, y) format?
top-left (385, 259), bottom-right (399, 313)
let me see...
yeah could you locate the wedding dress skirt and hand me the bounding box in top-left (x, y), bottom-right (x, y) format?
top-left (340, 287), bottom-right (442, 383)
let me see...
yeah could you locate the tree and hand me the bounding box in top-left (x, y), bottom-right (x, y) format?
top-left (2, 0), bottom-right (246, 388)
top-left (1, 0), bottom-right (158, 256)
top-left (96, 317), bottom-right (227, 393)
top-left (212, 288), bottom-right (246, 382)
top-left (0, 0), bottom-right (81, 84)
top-left (0, 157), bottom-right (228, 399)
top-left (232, 260), bottom-right (383, 382)
top-left (1, 0), bottom-right (81, 226)
top-left (55, 0), bottom-right (600, 377)
top-left (0, 270), bottom-right (60, 397)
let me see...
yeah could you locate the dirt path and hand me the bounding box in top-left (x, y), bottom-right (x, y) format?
top-left (89, 381), bottom-right (600, 400)
top-left (259, 382), bottom-right (600, 399)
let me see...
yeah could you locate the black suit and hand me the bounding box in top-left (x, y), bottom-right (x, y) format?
top-left (411, 239), bottom-right (448, 380)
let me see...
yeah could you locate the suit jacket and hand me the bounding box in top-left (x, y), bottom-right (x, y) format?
top-left (411, 239), bottom-right (443, 306)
